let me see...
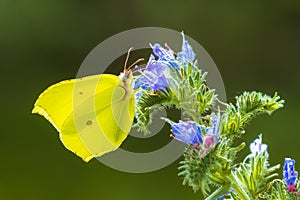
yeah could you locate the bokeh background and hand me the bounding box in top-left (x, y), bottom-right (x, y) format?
top-left (1, 1), bottom-right (300, 199)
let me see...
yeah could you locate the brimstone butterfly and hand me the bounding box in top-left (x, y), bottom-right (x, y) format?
top-left (32, 48), bottom-right (143, 162)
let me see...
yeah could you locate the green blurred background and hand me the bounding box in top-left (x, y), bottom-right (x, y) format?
top-left (1, 0), bottom-right (300, 199)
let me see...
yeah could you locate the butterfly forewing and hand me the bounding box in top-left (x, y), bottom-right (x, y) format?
top-left (33, 74), bottom-right (135, 162)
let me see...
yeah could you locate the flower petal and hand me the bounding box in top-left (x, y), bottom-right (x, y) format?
top-left (171, 120), bottom-right (203, 145)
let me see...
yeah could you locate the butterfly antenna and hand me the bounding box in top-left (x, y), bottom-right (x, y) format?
top-left (124, 47), bottom-right (134, 72)
top-left (127, 58), bottom-right (145, 70)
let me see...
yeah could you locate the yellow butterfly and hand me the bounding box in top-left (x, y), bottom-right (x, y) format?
top-left (32, 48), bottom-right (143, 162)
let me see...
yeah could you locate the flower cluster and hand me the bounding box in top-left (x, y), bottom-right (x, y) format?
top-left (134, 32), bottom-right (196, 93)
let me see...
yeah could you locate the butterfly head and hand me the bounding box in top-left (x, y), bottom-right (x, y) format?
top-left (118, 48), bottom-right (144, 101)
top-left (119, 47), bottom-right (144, 89)
top-left (119, 69), bottom-right (133, 86)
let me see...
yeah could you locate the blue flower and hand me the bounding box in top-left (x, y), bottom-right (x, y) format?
top-left (250, 134), bottom-right (268, 155)
top-left (152, 43), bottom-right (175, 61)
top-left (283, 158), bottom-right (298, 192)
top-left (177, 32), bottom-right (196, 65)
top-left (171, 120), bottom-right (203, 145)
top-left (134, 54), bottom-right (170, 91)
top-left (205, 112), bottom-right (221, 146)
top-left (134, 32), bottom-right (197, 95)
top-left (149, 32), bottom-right (196, 71)
top-left (151, 43), bottom-right (181, 70)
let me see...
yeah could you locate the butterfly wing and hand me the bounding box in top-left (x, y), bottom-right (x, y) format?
top-left (61, 76), bottom-right (135, 162)
top-left (33, 74), bottom-right (135, 162)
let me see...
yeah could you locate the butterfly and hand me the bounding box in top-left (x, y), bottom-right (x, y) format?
top-left (32, 48), bottom-right (143, 162)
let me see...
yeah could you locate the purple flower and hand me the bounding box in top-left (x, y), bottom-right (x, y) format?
top-left (152, 43), bottom-right (175, 61)
top-left (205, 112), bottom-right (221, 147)
top-left (134, 55), bottom-right (170, 91)
top-left (171, 120), bottom-right (203, 145)
top-left (150, 32), bottom-right (196, 71)
top-left (283, 158), bottom-right (298, 192)
top-left (151, 43), bottom-right (181, 70)
top-left (177, 32), bottom-right (196, 65)
top-left (250, 134), bottom-right (268, 155)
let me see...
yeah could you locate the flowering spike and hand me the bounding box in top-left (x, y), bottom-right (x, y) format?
top-left (132, 31), bottom-right (286, 199)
